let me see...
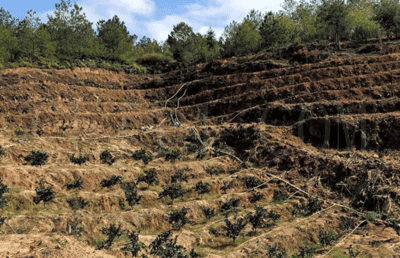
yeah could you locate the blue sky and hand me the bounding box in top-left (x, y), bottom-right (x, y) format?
top-left (1, 0), bottom-right (284, 43)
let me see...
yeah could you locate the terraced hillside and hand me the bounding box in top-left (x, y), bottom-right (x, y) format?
top-left (1, 41), bottom-right (400, 257)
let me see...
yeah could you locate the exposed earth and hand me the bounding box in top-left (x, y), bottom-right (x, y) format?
top-left (1, 39), bottom-right (400, 257)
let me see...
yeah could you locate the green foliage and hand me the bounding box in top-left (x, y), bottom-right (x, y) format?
top-left (158, 183), bottom-right (186, 203)
top-left (292, 198), bottom-right (322, 216)
top-left (260, 11), bottom-right (296, 49)
top-left (186, 143), bottom-right (200, 154)
top-left (273, 191), bottom-right (288, 203)
top-left (97, 15), bottom-right (136, 63)
top-left (167, 22), bottom-right (196, 63)
top-left (65, 216), bottom-right (84, 237)
top-left (385, 217), bottom-right (400, 234)
top-left (292, 245), bottom-right (316, 258)
top-left (348, 244), bottom-right (361, 258)
top-left (199, 205), bottom-right (216, 220)
top-left (131, 148), bottom-right (153, 165)
top-left (221, 181), bottom-right (236, 194)
top-left (149, 230), bottom-right (188, 258)
top-left (46, 0), bottom-right (98, 60)
top-left (316, 0), bottom-right (351, 48)
top-left (205, 168), bottom-right (220, 177)
top-left (248, 191), bottom-right (264, 203)
top-left (0, 216), bottom-right (7, 229)
top-left (267, 210), bottom-right (281, 223)
top-left (373, 0), bottom-right (400, 38)
top-left (170, 169), bottom-right (188, 184)
top-left (121, 230), bottom-right (147, 257)
top-left (363, 211), bottom-right (380, 222)
top-left (136, 52), bottom-right (175, 74)
top-left (195, 149), bottom-right (208, 159)
top-left (220, 198), bottom-right (241, 214)
top-left (164, 148), bottom-right (181, 162)
top-left (66, 197), bottom-right (90, 210)
top-left (339, 216), bottom-right (355, 232)
top-left (246, 205), bottom-right (269, 232)
top-left (25, 150), bottom-right (49, 166)
top-left (96, 223), bottom-right (123, 250)
top-left (122, 182), bottom-right (142, 208)
top-left (0, 147), bottom-right (5, 157)
top-left (318, 231), bottom-right (336, 247)
top-left (220, 19), bottom-right (261, 57)
top-left (100, 150), bottom-right (116, 165)
top-left (193, 181), bottom-right (210, 198)
top-left (64, 177), bottom-right (83, 190)
top-left (33, 181), bottom-right (55, 205)
top-left (242, 176), bottom-right (263, 188)
top-left (69, 153), bottom-right (89, 165)
top-left (267, 243), bottom-right (287, 258)
top-left (136, 168), bottom-right (159, 186)
top-left (15, 128), bottom-right (24, 135)
top-left (0, 177), bottom-right (10, 209)
top-left (167, 207), bottom-right (191, 230)
top-left (100, 175), bottom-right (122, 189)
top-left (222, 214), bottom-right (248, 243)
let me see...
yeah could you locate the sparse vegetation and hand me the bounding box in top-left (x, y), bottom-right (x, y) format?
top-left (100, 150), bottom-right (116, 165)
top-left (131, 148), bottom-right (153, 165)
top-left (121, 230), bottom-right (147, 257)
top-left (96, 223), bottom-right (123, 250)
top-left (33, 181), bottom-right (55, 206)
top-left (100, 175), bottom-right (122, 189)
top-left (221, 180), bottom-right (236, 194)
top-left (167, 207), bottom-right (190, 230)
top-left (158, 183), bottom-right (186, 203)
top-left (122, 182), bottom-right (142, 208)
top-left (318, 231), bottom-right (336, 247)
top-left (193, 181), bottom-right (210, 199)
top-left (170, 169), bottom-right (188, 184)
top-left (267, 243), bottom-right (287, 258)
top-left (66, 197), bottom-right (90, 210)
top-left (64, 177), bottom-right (83, 190)
top-left (220, 198), bottom-right (241, 214)
top-left (69, 153), bottom-right (89, 165)
top-left (136, 168), bottom-right (159, 186)
top-left (248, 191), bottom-right (264, 203)
top-left (199, 205), bottom-right (216, 220)
top-left (292, 245), bottom-right (316, 258)
top-left (223, 214), bottom-right (248, 244)
top-left (24, 150), bottom-right (49, 166)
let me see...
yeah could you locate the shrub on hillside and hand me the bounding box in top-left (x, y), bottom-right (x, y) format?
top-left (96, 223), bottom-right (123, 250)
top-left (25, 150), bottom-right (49, 166)
top-left (158, 183), bottom-right (186, 203)
top-left (164, 148), bottom-right (181, 162)
top-left (69, 153), bottom-right (89, 165)
top-left (100, 175), bottom-right (122, 189)
top-left (121, 230), bottom-right (147, 257)
top-left (100, 150), bottom-right (116, 165)
top-left (167, 207), bottom-right (191, 230)
top-left (136, 168), bottom-right (159, 186)
top-left (170, 169), bottom-right (188, 184)
top-left (0, 177), bottom-right (9, 209)
top-left (64, 177), bottom-right (83, 190)
top-left (131, 148), bottom-right (153, 165)
top-left (33, 181), bottom-right (55, 206)
top-left (67, 197), bottom-right (90, 210)
top-left (220, 198), bottom-right (241, 214)
top-left (199, 205), bottom-right (216, 220)
top-left (122, 182), bottom-right (142, 208)
top-left (248, 191), bottom-right (264, 203)
top-left (135, 53), bottom-right (175, 74)
top-left (193, 181), bottom-right (210, 199)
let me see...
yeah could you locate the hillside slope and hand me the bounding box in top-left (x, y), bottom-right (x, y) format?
top-left (1, 41), bottom-right (400, 257)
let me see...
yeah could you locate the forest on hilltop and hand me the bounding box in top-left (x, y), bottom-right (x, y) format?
top-left (1, 0), bottom-right (400, 73)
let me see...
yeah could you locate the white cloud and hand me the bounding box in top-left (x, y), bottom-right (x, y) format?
top-left (144, 0), bottom-right (284, 42)
top-left (37, 0), bottom-right (285, 43)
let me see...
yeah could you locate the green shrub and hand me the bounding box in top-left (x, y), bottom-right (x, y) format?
top-left (292, 198), bottom-right (322, 216)
top-left (121, 230), bottom-right (147, 257)
top-left (246, 205), bottom-right (269, 233)
top-left (96, 223), bottom-right (123, 250)
top-left (64, 178), bottom-right (83, 190)
top-left (267, 210), bottom-right (281, 224)
top-left (242, 176), bottom-right (263, 188)
top-left (164, 148), bottom-right (181, 162)
top-left (193, 181), bottom-right (210, 199)
top-left (0, 147), bottom-right (5, 157)
top-left (339, 216), bottom-right (355, 232)
top-left (205, 168), bottom-right (220, 177)
top-left (221, 180), bottom-right (236, 194)
top-left (267, 243), bottom-right (287, 258)
top-left (149, 230), bottom-right (190, 257)
top-left (65, 217), bottom-right (84, 237)
top-left (223, 214), bottom-right (248, 244)
top-left (186, 143), bottom-right (200, 153)
top-left (158, 183), bottom-right (186, 203)
top-left (33, 181), bottom-right (55, 205)
top-left (220, 198), bottom-right (241, 214)
top-left (273, 191), bottom-right (288, 203)
top-left (25, 150), bottom-right (49, 166)
top-left (292, 245), bottom-right (316, 258)
top-left (122, 182), bottom-right (142, 208)
top-left (67, 197), bottom-right (90, 210)
top-left (135, 53), bottom-right (175, 74)
top-left (100, 150), bottom-right (116, 165)
top-left (318, 231), bottom-right (336, 247)
top-left (199, 205), bottom-right (216, 220)
top-left (248, 191), bottom-right (264, 203)
top-left (195, 149), bottom-right (208, 159)
top-left (167, 207), bottom-right (191, 230)
top-left (131, 148), bottom-right (153, 165)
top-left (100, 175), bottom-right (122, 189)
top-left (0, 177), bottom-right (9, 209)
top-left (15, 128), bottom-right (24, 135)
top-left (136, 168), bottom-right (159, 186)
top-left (170, 169), bottom-right (188, 184)
top-left (70, 154), bottom-right (89, 165)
